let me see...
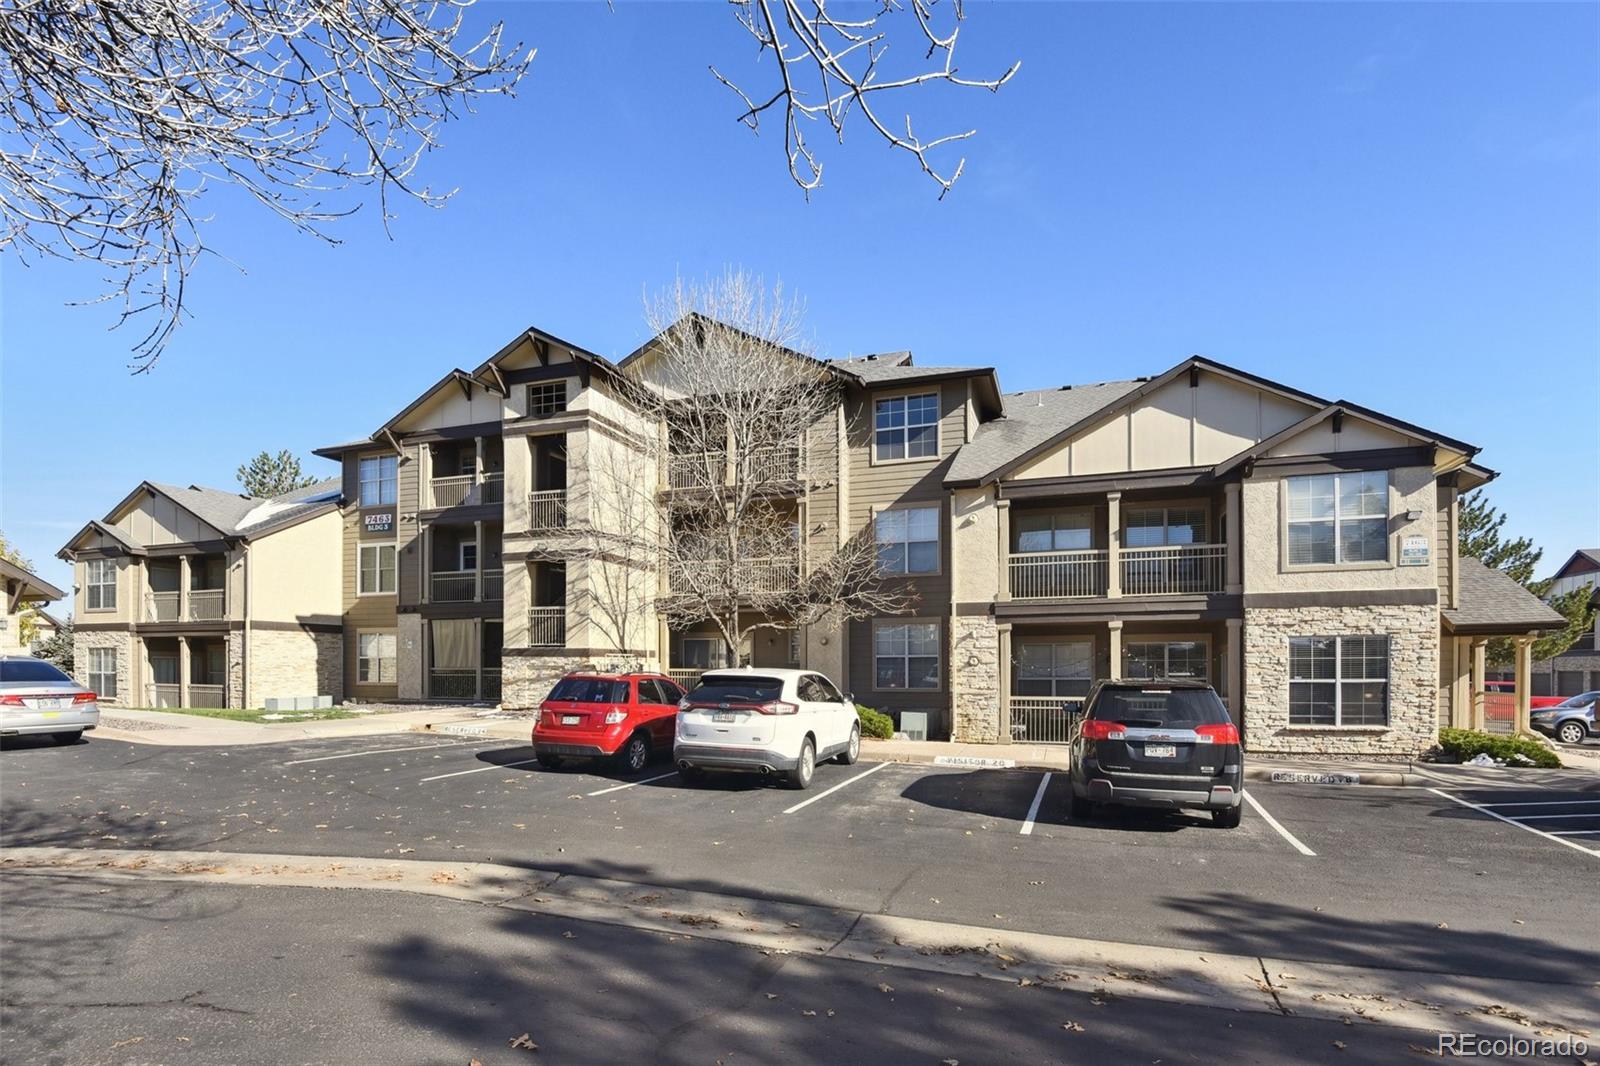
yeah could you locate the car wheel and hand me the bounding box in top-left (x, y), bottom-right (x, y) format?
top-left (617, 732), bottom-right (650, 773)
top-left (836, 724), bottom-right (861, 765)
top-left (51, 731), bottom-right (83, 746)
top-left (785, 737), bottom-right (816, 790)
top-left (1557, 721), bottom-right (1587, 745)
top-left (1212, 805), bottom-right (1242, 829)
top-left (535, 752), bottom-right (563, 770)
top-left (1069, 793), bottom-right (1094, 821)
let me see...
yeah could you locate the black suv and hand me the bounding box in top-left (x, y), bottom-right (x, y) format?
top-left (1069, 678), bottom-right (1244, 828)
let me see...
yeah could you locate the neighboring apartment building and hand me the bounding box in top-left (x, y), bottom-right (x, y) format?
top-left (1, 557), bottom-right (65, 656)
top-left (56, 480), bottom-right (343, 708)
top-left (310, 320), bottom-right (1563, 756)
top-left (1528, 548), bottom-right (1600, 697)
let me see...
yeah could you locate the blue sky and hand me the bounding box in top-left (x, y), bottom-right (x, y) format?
top-left (3, 2), bottom-right (1597, 600)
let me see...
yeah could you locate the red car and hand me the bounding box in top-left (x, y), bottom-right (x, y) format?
top-left (1483, 679), bottom-right (1564, 710)
top-left (532, 672), bottom-right (687, 773)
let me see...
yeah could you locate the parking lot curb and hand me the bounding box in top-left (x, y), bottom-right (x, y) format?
top-left (859, 750), bottom-right (1068, 772)
top-left (1244, 765), bottom-right (1427, 788)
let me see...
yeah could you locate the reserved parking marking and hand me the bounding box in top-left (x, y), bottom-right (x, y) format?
top-left (420, 758), bottom-right (541, 783)
top-left (1241, 790), bottom-right (1316, 856)
top-left (1427, 788), bottom-right (1600, 858)
top-left (587, 771), bottom-right (677, 797)
top-left (284, 740), bottom-right (481, 766)
top-left (1019, 772), bottom-right (1052, 836)
top-left (783, 761), bottom-right (889, 815)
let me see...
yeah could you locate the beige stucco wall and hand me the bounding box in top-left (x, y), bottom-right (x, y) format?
top-left (247, 512), bottom-right (343, 624)
top-left (951, 488), bottom-right (1000, 604)
top-left (73, 552), bottom-right (139, 624)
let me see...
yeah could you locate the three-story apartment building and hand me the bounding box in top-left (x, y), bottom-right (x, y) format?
top-left (57, 480), bottom-right (343, 708)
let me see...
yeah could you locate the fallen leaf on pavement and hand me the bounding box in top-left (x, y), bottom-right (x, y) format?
top-left (764, 993), bottom-right (779, 1000)
top-left (1062, 1022), bottom-right (1084, 1033)
top-left (1333, 1041), bottom-right (1346, 1051)
top-left (562, 931), bottom-right (575, 939)
top-left (877, 983), bottom-right (894, 993)
top-left (801, 1010), bottom-right (817, 1017)
top-left (508, 1032), bottom-right (538, 1051)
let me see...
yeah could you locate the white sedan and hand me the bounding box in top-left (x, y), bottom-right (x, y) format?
top-left (0, 655), bottom-right (101, 744)
top-left (674, 668), bottom-right (861, 789)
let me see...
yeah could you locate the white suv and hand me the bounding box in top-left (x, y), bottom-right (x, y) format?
top-left (674, 668), bottom-right (861, 789)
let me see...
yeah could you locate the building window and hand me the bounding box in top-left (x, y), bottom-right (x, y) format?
top-left (359, 455), bottom-right (398, 507)
top-left (1289, 636), bottom-right (1390, 726)
top-left (875, 506), bottom-right (939, 574)
top-left (527, 382), bottom-right (568, 418)
top-left (358, 543), bottom-right (396, 595)
top-left (87, 647), bottom-right (117, 698)
top-left (788, 630), bottom-right (802, 665)
top-left (1124, 640), bottom-right (1209, 681)
top-left (458, 543), bottom-right (477, 572)
top-left (1015, 511), bottom-right (1093, 552)
top-left (85, 558), bottom-right (117, 610)
top-left (679, 637), bottom-right (722, 669)
top-left (875, 621), bottom-right (940, 690)
top-left (1125, 507), bottom-right (1206, 547)
top-left (873, 393), bottom-right (939, 461)
top-left (357, 632), bottom-right (397, 684)
top-left (1287, 472), bottom-right (1388, 565)
top-left (1015, 640), bottom-right (1092, 697)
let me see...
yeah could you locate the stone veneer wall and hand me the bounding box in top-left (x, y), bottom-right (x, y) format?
top-left (949, 616), bottom-right (1001, 742)
top-left (502, 652), bottom-right (639, 711)
top-left (226, 631), bottom-right (245, 708)
top-left (249, 628), bottom-right (343, 706)
top-left (73, 630), bottom-right (135, 707)
top-left (1243, 603), bottom-right (1438, 756)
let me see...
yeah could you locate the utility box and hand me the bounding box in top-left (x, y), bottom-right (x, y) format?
top-left (899, 711), bottom-right (929, 742)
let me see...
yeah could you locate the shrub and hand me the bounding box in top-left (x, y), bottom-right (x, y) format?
top-left (1436, 728), bottom-right (1561, 769)
top-left (856, 704), bottom-right (895, 740)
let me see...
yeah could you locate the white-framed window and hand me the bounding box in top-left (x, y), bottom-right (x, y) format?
top-left (527, 382), bottom-right (568, 418)
top-left (1015, 511), bottom-right (1093, 552)
top-left (359, 454), bottom-right (398, 507)
top-left (874, 621), bottom-right (940, 690)
top-left (458, 543), bottom-right (477, 572)
top-left (873, 393), bottom-right (939, 461)
top-left (680, 637), bottom-right (722, 669)
top-left (357, 632), bottom-right (397, 685)
top-left (875, 506), bottom-right (939, 574)
top-left (1287, 471), bottom-right (1388, 565)
top-left (1289, 635), bottom-right (1390, 726)
top-left (87, 647), bottom-right (117, 698)
top-left (1124, 640), bottom-right (1209, 681)
top-left (1014, 640), bottom-right (1092, 698)
top-left (357, 543), bottom-right (397, 595)
top-left (1125, 507), bottom-right (1206, 547)
top-left (85, 558), bottom-right (117, 610)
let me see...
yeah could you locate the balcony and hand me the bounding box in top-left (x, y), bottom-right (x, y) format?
top-left (431, 568), bottom-right (502, 603)
top-left (188, 683), bottom-right (226, 708)
top-left (1005, 544), bottom-right (1228, 600)
top-left (428, 473), bottom-right (504, 510)
top-left (669, 450), bottom-right (722, 490)
top-left (668, 442), bottom-right (804, 491)
top-left (1008, 695), bottom-right (1084, 744)
top-left (528, 606), bottom-right (566, 647)
top-left (667, 556), bottom-right (800, 598)
top-left (145, 589), bottom-right (227, 622)
top-left (1008, 550), bottom-right (1107, 600)
top-left (527, 489), bottom-right (568, 532)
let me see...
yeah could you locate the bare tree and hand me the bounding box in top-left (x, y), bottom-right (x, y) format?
top-left (564, 435), bottom-right (660, 667)
top-left (607, 271), bottom-right (911, 668)
top-left (711, 0), bottom-right (1019, 197)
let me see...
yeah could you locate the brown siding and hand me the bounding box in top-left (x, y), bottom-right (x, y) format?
top-left (1436, 484), bottom-right (1455, 609)
top-left (341, 451), bottom-right (400, 700)
top-left (397, 443), bottom-right (423, 606)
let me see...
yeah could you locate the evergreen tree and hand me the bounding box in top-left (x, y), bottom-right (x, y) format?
top-left (236, 450), bottom-right (316, 498)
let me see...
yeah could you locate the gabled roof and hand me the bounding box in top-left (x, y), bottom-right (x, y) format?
top-left (618, 312), bottom-right (828, 372)
top-left (946, 379), bottom-right (1146, 486)
top-left (58, 519), bottom-right (146, 558)
top-left (1443, 556), bottom-right (1568, 634)
top-left (1210, 400), bottom-right (1479, 478)
top-left (1548, 549), bottom-right (1600, 581)
top-left (0, 557), bottom-right (65, 604)
top-left (829, 356), bottom-right (1005, 419)
top-left (58, 480), bottom-right (341, 560)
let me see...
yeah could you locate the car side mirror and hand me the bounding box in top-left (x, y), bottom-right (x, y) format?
top-left (844, 692), bottom-right (855, 704)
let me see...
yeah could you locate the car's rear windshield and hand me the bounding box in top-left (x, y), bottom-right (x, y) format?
top-left (687, 676), bottom-right (785, 704)
top-left (0, 660), bottom-right (73, 684)
top-left (546, 678), bottom-right (629, 704)
top-left (1088, 687), bottom-right (1230, 729)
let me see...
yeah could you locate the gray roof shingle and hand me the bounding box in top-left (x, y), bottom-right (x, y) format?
top-left (1444, 556), bottom-right (1568, 632)
top-left (945, 379), bottom-right (1146, 485)
top-left (147, 479), bottom-right (341, 540)
top-left (833, 359), bottom-right (987, 386)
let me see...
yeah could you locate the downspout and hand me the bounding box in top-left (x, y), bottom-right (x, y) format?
top-left (242, 543), bottom-right (252, 709)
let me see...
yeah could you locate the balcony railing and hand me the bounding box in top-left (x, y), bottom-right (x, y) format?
top-left (1008, 550), bottom-right (1107, 600)
top-left (668, 445), bottom-right (805, 489)
top-left (429, 474), bottom-right (474, 509)
top-left (146, 591), bottom-right (180, 622)
top-left (431, 571), bottom-right (477, 603)
top-left (429, 670), bottom-right (479, 700)
top-left (481, 568), bottom-right (504, 602)
top-left (668, 556), bottom-right (800, 597)
top-left (528, 606), bottom-right (566, 647)
top-left (187, 589), bottom-right (226, 620)
top-left (147, 684), bottom-right (180, 708)
top-left (527, 489), bottom-right (568, 532)
top-left (1008, 695), bottom-right (1085, 744)
top-left (480, 473), bottom-right (504, 505)
top-left (744, 442), bottom-right (804, 483)
top-left (188, 683), bottom-right (226, 708)
top-left (667, 668), bottom-right (705, 690)
top-left (668, 450), bottom-right (723, 490)
top-left (1120, 543), bottom-right (1227, 596)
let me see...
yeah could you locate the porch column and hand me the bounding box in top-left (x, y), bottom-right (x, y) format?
top-left (997, 623), bottom-right (1013, 743)
top-left (474, 519), bottom-right (484, 602)
top-left (995, 498), bottom-right (1012, 603)
top-left (1513, 635), bottom-right (1534, 735)
top-left (658, 615), bottom-right (672, 673)
top-left (1470, 638), bottom-right (1487, 731)
top-left (474, 617), bottom-right (484, 701)
top-left (178, 636), bottom-right (191, 709)
top-left (1225, 616), bottom-right (1243, 725)
top-left (1450, 636), bottom-right (1473, 729)
top-left (420, 525), bottom-right (431, 605)
top-left (178, 554), bottom-right (191, 622)
top-left (1107, 619), bottom-right (1124, 680)
top-left (1223, 482), bottom-right (1243, 595)
top-left (422, 620), bottom-right (433, 699)
top-left (1105, 491), bottom-right (1122, 599)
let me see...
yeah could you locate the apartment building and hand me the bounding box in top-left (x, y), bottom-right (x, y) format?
top-left (1, 557), bottom-right (64, 655)
top-left (1527, 548), bottom-right (1600, 697)
top-left (57, 480), bottom-right (343, 708)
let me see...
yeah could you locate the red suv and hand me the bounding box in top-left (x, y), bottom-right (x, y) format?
top-left (532, 673), bottom-right (687, 773)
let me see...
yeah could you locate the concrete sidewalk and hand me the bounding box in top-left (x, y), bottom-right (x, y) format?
top-left (92, 705), bottom-right (498, 747)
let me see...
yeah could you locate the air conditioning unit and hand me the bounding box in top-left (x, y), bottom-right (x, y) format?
top-left (899, 711), bottom-right (929, 742)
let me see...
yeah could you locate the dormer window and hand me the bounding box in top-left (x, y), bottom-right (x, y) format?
top-left (874, 393), bottom-right (939, 461)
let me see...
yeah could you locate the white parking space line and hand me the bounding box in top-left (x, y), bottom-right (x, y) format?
top-left (1019, 772), bottom-right (1052, 836)
top-left (1550, 829), bottom-right (1600, 836)
top-left (783, 761), bottom-right (889, 815)
top-left (420, 758), bottom-right (540, 783)
top-left (284, 740), bottom-right (482, 766)
top-left (1478, 799), bottom-right (1600, 808)
top-left (1507, 812), bottom-right (1600, 821)
top-left (1427, 788), bottom-right (1600, 858)
top-left (1241, 790), bottom-right (1316, 856)
top-left (587, 771), bottom-right (677, 797)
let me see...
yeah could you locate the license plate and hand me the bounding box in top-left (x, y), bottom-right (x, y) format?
top-left (712, 711), bottom-right (737, 723)
top-left (561, 715), bottom-right (581, 725)
top-left (35, 698), bottom-right (65, 711)
top-left (1143, 744), bottom-right (1178, 758)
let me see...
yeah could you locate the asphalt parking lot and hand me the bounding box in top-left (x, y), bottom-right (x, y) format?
top-left (2, 732), bottom-right (1596, 986)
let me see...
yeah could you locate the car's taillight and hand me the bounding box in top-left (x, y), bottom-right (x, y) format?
top-left (754, 701), bottom-right (799, 716)
top-left (0, 695), bottom-right (23, 706)
top-left (1195, 722), bottom-right (1240, 745)
top-left (73, 692), bottom-right (97, 704)
top-left (1079, 719), bottom-right (1126, 741)
top-left (604, 710), bottom-right (627, 725)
